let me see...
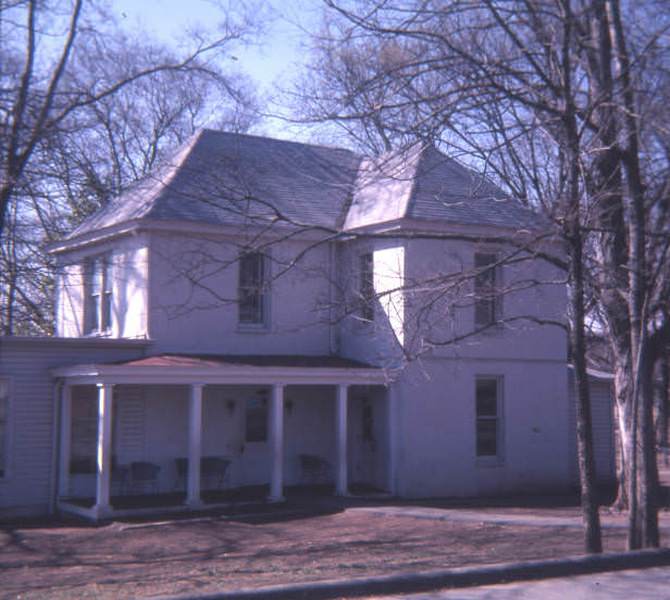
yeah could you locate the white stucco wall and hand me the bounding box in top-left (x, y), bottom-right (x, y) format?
top-left (393, 358), bottom-right (572, 497)
top-left (54, 233), bottom-right (149, 339)
top-left (403, 237), bottom-right (567, 362)
top-left (337, 238), bottom-right (406, 367)
top-left (147, 231), bottom-right (333, 355)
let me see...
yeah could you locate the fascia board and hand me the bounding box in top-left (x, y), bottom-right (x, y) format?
top-left (51, 364), bottom-right (388, 386)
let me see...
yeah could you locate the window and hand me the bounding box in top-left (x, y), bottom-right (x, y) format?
top-left (474, 252), bottom-right (500, 327)
top-left (85, 255), bottom-right (113, 334)
top-left (238, 252), bottom-right (268, 325)
top-left (476, 377), bottom-right (502, 459)
top-left (0, 380), bottom-right (8, 478)
top-left (359, 253), bottom-right (374, 321)
top-left (245, 393), bottom-right (268, 443)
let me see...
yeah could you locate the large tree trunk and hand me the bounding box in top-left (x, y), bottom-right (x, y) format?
top-left (626, 340), bottom-right (660, 548)
top-left (568, 235), bottom-right (603, 554)
top-left (656, 358), bottom-right (669, 464)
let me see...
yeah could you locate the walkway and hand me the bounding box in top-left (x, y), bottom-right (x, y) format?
top-left (380, 565), bottom-right (670, 599)
top-left (347, 504), bottom-right (670, 531)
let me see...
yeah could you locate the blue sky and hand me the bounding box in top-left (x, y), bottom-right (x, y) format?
top-left (111, 0), bottom-right (316, 94)
top-left (110, 0), bottom-right (325, 139)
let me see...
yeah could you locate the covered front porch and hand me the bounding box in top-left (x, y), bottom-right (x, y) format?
top-left (52, 354), bottom-right (391, 521)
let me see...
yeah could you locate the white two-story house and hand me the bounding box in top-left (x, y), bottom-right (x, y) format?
top-left (0, 130), bottom-right (615, 521)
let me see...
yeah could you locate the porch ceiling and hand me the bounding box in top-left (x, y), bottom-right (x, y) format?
top-left (51, 353), bottom-right (388, 386)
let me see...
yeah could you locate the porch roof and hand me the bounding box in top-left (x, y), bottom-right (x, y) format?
top-left (51, 353), bottom-right (388, 386)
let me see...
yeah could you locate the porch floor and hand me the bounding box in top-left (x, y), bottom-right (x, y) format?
top-left (61, 483), bottom-right (385, 512)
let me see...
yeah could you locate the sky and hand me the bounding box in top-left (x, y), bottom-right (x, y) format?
top-left (110, 0), bottom-right (320, 137)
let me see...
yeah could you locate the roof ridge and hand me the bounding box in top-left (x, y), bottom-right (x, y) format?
top-left (199, 128), bottom-right (362, 158)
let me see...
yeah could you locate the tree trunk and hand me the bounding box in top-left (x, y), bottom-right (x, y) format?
top-left (655, 358), bottom-right (669, 464)
top-left (568, 238), bottom-right (603, 553)
top-left (627, 342), bottom-right (660, 548)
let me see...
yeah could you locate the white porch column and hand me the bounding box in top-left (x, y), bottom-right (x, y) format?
top-left (94, 383), bottom-right (114, 518)
top-left (335, 384), bottom-right (349, 496)
top-left (58, 384), bottom-right (72, 498)
top-left (268, 384), bottom-right (285, 502)
top-left (187, 384), bottom-right (204, 507)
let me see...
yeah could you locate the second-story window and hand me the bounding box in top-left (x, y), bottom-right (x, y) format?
top-left (474, 252), bottom-right (500, 328)
top-left (359, 252), bottom-right (374, 321)
top-left (238, 252), bottom-right (268, 325)
top-left (85, 255), bottom-right (113, 334)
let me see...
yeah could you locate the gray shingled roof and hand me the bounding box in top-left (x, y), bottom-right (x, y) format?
top-left (67, 130), bottom-right (544, 241)
top-left (68, 130), bottom-right (362, 238)
top-left (407, 146), bottom-right (544, 229)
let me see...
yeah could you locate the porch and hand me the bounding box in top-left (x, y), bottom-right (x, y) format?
top-left (51, 354), bottom-right (391, 521)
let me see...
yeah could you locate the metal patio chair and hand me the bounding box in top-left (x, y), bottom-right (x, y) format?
top-left (129, 461), bottom-right (161, 494)
top-left (201, 456), bottom-right (231, 491)
top-left (299, 454), bottom-right (331, 484)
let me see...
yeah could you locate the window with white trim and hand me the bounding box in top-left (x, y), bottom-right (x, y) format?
top-left (0, 380), bottom-right (8, 478)
top-left (474, 252), bottom-right (500, 327)
top-left (238, 252), bottom-right (268, 325)
top-left (85, 255), bottom-right (113, 334)
top-left (475, 377), bottom-right (503, 459)
top-left (359, 253), bottom-right (374, 321)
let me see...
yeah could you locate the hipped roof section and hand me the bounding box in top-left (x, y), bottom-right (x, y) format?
top-left (64, 129), bottom-right (545, 245)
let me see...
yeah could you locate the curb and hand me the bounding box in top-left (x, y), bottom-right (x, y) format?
top-left (148, 547), bottom-right (670, 600)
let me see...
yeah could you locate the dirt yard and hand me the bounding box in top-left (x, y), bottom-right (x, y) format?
top-left (0, 501), bottom-right (645, 600)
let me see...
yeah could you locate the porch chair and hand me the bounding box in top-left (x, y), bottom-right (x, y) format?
top-left (299, 454), bottom-right (331, 485)
top-left (200, 456), bottom-right (231, 491)
top-left (111, 456), bottom-right (129, 496)
top-left (129, 461), bottom-right (161, 494)
top-left (173, 456), bottom-right (231, 491)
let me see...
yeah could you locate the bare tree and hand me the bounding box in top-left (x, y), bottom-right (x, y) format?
top-left (0, 0), bottom-right (260, 334)
top-left (291, 0), bottom-right (670, 551)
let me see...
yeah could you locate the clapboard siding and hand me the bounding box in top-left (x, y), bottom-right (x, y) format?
top-left (0, 337), bottom-right (147, 517)
top-left (567, 369), bottom-right (616, 486)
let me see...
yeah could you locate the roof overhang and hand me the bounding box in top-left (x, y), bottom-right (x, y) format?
top-left (51, 356), bottom-right (388, 387)
top-left (48, 218), bottom-right (336, 255)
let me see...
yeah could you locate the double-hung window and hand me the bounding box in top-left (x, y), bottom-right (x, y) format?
top-left (474, 252), bottom-right (500, 328)
top-left (85, 255), bottom-right (113, 334)
top-left (0, 380), bottom-right (8, 478)
top-left (359, 253), bottom-right (374, 321)
top-left (238, 252), bottom-right (268, 326)
top-left (475, 377), bottom-right (503, 460)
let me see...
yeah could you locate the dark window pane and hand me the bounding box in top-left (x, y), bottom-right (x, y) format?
top-left (239, 252), bottom-right (266, 324)
top-left (102, 292), bottom-right (112, 330)
top-left (476, 420), bottom-right (498, 456)
top-left (90, 295), bottom-right (101, 332)
top-left (474, 252), bottom-right (498, 326)
top-left (476, 379), bottom-right (498, 416)
top-left (245, 396), bottom-right (268, 442)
